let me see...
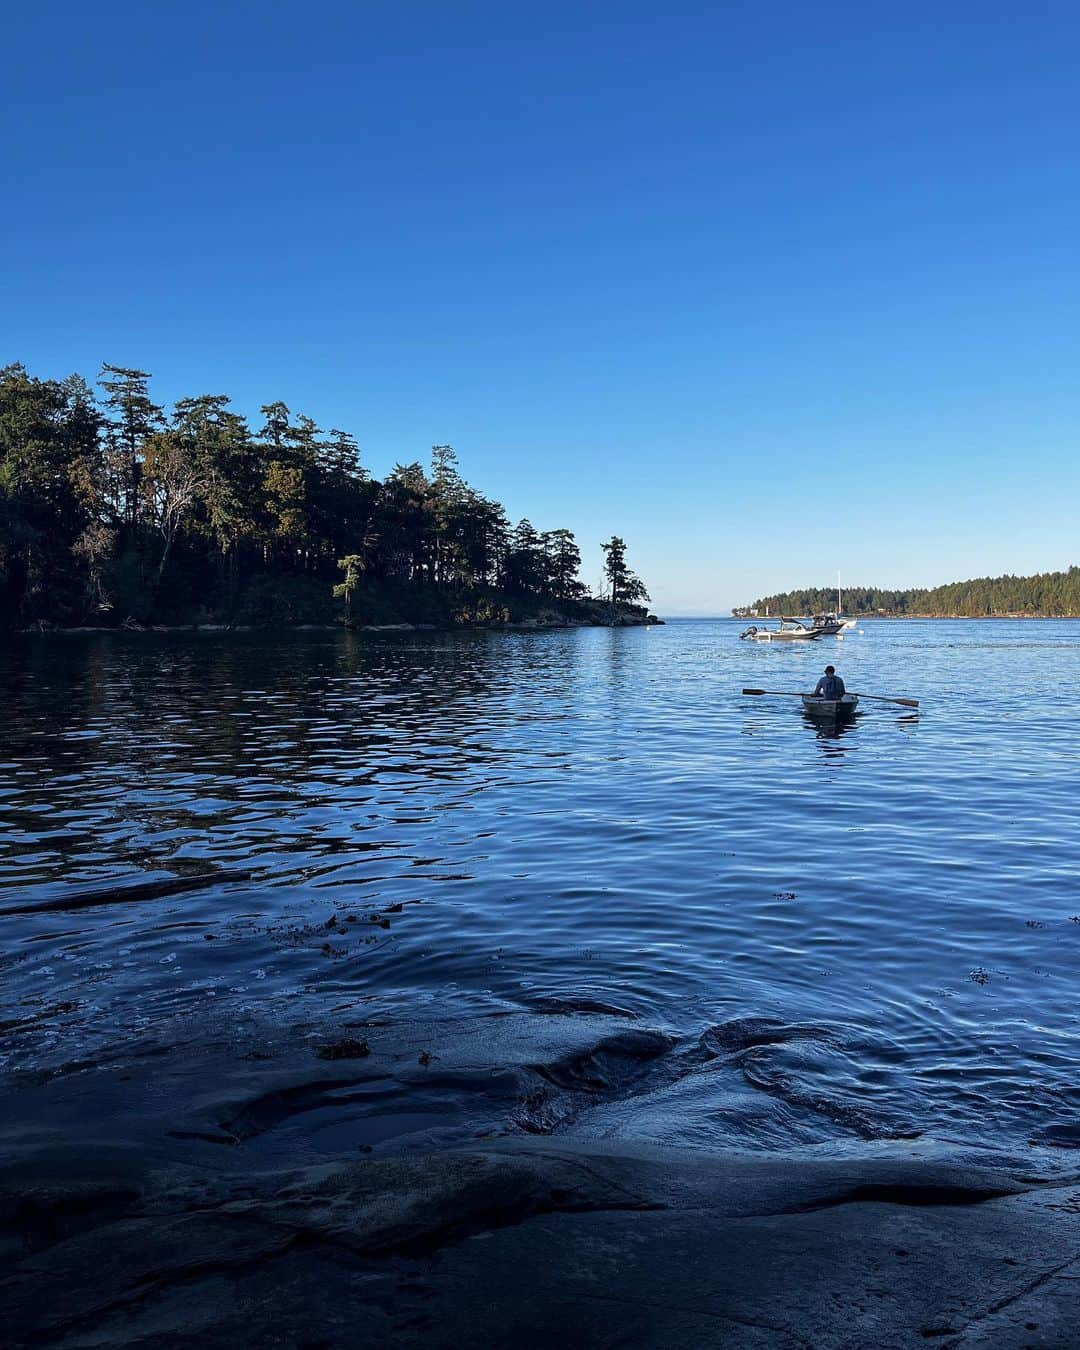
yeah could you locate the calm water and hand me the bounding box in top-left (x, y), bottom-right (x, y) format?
top-left (3, 620), bottom-right (1080, 1152)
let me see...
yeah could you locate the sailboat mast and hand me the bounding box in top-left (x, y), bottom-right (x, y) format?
top-left (837, 569), bottom-right (842, 615)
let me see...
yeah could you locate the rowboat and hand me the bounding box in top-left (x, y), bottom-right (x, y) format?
top-left (801, 693), bottom-right (859, 719)
top-left (740, 618), bottom-right (824, 642)
top-left (743, 687), bottom-right (917, 711)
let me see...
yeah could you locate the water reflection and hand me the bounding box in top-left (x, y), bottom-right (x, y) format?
top-left (802, 709), bottom-right (860, 753)
top-left (2, 622), bottom-right (1079, 1154)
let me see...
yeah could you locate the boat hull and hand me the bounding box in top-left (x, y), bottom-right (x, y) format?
top-left (741, 623), bottom-right (823, 641)
top-left (801, 693), bottom-right (859, 718)
top-left (745, 631), bottom-right (822, 641)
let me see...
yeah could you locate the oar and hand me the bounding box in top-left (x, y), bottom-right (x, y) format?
top-left (849, 691), bottom-right (919, 708)
top-left (742, 687), bottom-right (919, 709)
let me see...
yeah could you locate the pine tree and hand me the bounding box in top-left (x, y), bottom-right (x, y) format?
top-left (98, 365), bottom-right (162, 529)
top-left (602, 536), bottom-right (649, 606)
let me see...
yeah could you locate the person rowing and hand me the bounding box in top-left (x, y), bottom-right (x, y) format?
top-left (813, 665), bottom-right (845, 700)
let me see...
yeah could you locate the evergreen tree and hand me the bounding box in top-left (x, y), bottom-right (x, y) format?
top-left (430, 444), bottom-right (464, 587)
top-left (601, 536), bottom-right (650, 606)
top-left (98, 365), bottom-right (162, 530)
top-left (0, 364), bottom-right (99, 621)
top-left (0, 358), bottom-right (642, 628)
top-left (544, 528), bottom-right (585, 600)
top-left (506, 519), bottom-right (543, 594)
top-left (172, 393), bottom-right (257, 605)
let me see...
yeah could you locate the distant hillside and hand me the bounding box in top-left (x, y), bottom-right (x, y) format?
top-left (733, 567), bottom-right (1080, 618)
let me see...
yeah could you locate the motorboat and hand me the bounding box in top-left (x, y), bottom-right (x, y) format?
top-left (809, 611), bottom-right (858, 634)
top-left (740, 617), bottom-right (824, 642)
top-left (801, 692), bottom-right (859, 719)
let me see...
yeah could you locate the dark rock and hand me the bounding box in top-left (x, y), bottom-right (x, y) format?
top-left (700, 1017), bottom-right (831, 1055)
top-left (3, 1142), bottom-right (1078, 1348)
top-left (315, 1039), bottom-right (371, 1061)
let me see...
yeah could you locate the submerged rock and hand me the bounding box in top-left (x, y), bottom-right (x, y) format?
top-left (699, 1016), bottom-right (833, 1055)
top-left (315, 1037), bottom-right (372, 1060)
top-left (5, 1006), bottom-right (1078, 1345)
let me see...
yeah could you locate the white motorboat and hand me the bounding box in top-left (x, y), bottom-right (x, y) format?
top-left (740, 618), bottom-right (824, 642)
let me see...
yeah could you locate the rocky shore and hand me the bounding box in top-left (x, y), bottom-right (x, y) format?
top-left (3, 1009), bottom-right (1077, 1347)
top-left (17, 609), bottom-right (664, 636)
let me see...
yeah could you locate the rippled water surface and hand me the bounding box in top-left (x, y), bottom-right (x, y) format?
top-left (3, 620), bottom-right (1080, 1152)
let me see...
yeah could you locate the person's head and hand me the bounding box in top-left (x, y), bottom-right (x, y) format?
top-left (825, 665), bottom-right (835, 675)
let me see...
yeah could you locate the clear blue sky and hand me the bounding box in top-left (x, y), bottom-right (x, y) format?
top-left (5, 1), bottom-right (1080, 612)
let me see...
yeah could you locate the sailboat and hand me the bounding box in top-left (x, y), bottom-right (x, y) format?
top-left (810, 571), bottom-right (858, 633)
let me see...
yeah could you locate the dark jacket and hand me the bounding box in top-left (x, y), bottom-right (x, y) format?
top-left (814, 674), bottom-right (845, 699)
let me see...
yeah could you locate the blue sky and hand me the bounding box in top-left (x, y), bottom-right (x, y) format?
top-left (4, 1), bottom-right (1080, 612)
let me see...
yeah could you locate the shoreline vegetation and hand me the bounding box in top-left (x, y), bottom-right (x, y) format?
top-left (733, 567), bottom-right (1080, 619)
top-left (0, 362), bottom-right (658, 633)
top-left (17, 596), bottom-right (661, 635)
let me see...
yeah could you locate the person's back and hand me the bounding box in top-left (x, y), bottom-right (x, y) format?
top-left (814, 666), bottom-right (845, 699)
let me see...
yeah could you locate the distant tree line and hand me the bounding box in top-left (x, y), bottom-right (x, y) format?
top-left (734, 569), bottom-right (1080, 618)
top-left (0, 362), bottom-right (649, 628)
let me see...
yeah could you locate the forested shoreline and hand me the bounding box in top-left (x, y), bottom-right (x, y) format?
top-left (734, 568), bottom-right (1080, 618)
top-left (0, 362), bottom-right (652, 631)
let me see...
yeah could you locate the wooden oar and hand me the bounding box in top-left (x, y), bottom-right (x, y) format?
top-left (849, 691), bottom-right (919, 708)
top-left (741, 688), bottom-right (919, 708)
